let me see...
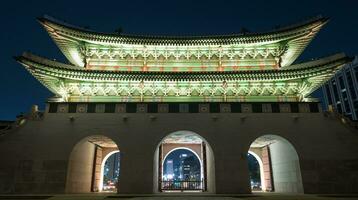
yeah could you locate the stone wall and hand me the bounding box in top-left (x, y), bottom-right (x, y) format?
top-left (0, 104), bottom-right (357, 194)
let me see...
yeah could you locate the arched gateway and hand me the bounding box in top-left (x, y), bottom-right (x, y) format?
top-left (66, 135), bottom-right (120, 193)
top-left (153, 131), bottom-right (215, 193)
top-left (247, 135), bottom-right (303, 193)
top-left (4, 15), bottom-right (358, 195)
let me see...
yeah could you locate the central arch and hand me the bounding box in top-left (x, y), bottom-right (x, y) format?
top-left (153, 130), bottom-right (215, 193)
top-left (162, 147), bottom-right (203, 182)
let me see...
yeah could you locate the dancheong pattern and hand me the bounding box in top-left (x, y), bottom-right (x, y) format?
top-left (16, 16), bottom-right (352, 102)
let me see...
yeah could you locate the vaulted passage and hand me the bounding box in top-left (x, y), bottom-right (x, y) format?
top-left (248, 135), bottom-right (303, 193)
top-left (154, 131), bottom-right (215, 193)
top-left (65, 135), bottom-right (120, 193)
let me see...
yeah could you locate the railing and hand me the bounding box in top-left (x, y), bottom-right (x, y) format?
top-left (160, 180), bottom-right (204, 191)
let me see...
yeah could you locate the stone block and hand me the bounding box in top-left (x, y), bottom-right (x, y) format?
top-left (0, 169), bottom-right (14, 181)
top-left (42, 160), bottom-right (67, 171)
top-left (319, 169), bottom-right (338, 182)
top-left (300, 159), bottom-right (316, 170)
top-left (45, 171), bottom-right (66, 182)
top-left (0, 180), bottom-right (13, 193)
top-left (14, 183), bottom-right (40, 193)
top-left (317, 182), bottom-right (334, 193)
top-left (302, 182), bottom-right (318, 194)
top-left (40, 182), bottom-right (65, 193)
top-left (342, 159), bottom-right (358, 170)
top-left (302, 170), bottom-right (318, 182)
top-left (18, 160), bottom-right (33, 171)
top-left (20, 171), bottom-right (36, 182)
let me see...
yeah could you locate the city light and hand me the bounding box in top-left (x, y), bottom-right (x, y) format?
top-left (163, 149), bottom-right (201, 182)
top-left (102, 152), bottom-right (120, 192)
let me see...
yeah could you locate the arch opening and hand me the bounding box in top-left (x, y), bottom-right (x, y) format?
top-left (163, 148), bottom-right (202, 190)
top-left (100, 150), bottom-right (120, 192)
top-left (247, 151), bottom-right (264, 191)
top-left (153, 130), bottom-right (215, 193)
top-left (65, 135), bottom-right (120, 193)
top-left (247, 134), bottom-right (303, 193)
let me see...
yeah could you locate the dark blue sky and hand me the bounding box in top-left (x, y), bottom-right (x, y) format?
top-left (1, 0), bottom-right (357, 120)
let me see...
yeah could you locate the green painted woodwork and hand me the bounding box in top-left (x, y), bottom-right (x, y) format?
top-left (16, 53), bottom-right (349, 102)
top-left (38, 16), bottom-right (328, 69)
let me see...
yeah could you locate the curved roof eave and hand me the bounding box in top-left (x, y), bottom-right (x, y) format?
top-left (37, 15), bottom-right (328, 44)
top-left (15, 52), bottom-right (350, 99)
top-left (15, 52), bottom-right (349, 81)
top-left (38, 16), bottom-right (328, 67)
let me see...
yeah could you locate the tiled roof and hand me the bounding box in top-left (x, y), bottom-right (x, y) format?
top-left (38, 16), bottom-right (328, 67)
top-left (16, 52), bottom-right (348, 82)
top-left (38, 15), bottom-right (327, 45)
top-left (15, 52), bottom-right (350, 102)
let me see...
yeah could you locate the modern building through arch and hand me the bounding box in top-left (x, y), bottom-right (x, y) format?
top-left (247, 151), bottom-right (264, 191)
top-left (153, 131), bottom-right (215, 193)
top-left (163, 148), bottom-right (202, 187)
top-left (247, 135), bottom-right (303, 193)
top-left (65, 135), bottom-right (120, 193)
top-left (101, 151), bottom-right (120, 192)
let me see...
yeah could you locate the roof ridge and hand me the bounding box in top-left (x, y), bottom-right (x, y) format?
top-left (38, 15), bottom-right (328, 39)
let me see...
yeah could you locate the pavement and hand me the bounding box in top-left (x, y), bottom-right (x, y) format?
top-left (0, 193), bottom-right (358, 200)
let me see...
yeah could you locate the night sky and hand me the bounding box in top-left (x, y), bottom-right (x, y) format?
top-left (1, 0), bottom-right (358, 120)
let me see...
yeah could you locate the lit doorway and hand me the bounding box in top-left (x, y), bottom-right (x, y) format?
top-left (65, 135), bottom-right (120, 193)
top-left (162, 148), bottom-right (202, 191)
top-left (247, 152), bottom-right (263, 191)
top-left (154, 131), bottom-right (215, 193)
top-left (248, 135), bottom-right (303, 193)
top-left (100, 151), bottom-right (120, 192)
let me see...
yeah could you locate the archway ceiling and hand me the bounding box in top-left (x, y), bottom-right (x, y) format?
top-left (87, 135), bottom-right (118, 148)
top-left (163, 131), bottom-right (203, 144)
top-left (250, 135), bottom-right (278, 148)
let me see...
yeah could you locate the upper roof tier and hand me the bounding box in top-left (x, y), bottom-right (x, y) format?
top-left (38, 16), bottom-right (328, 69)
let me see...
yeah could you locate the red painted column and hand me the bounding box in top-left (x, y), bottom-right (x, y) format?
top-left (262, 146), bottom-right (274, 192)
top-left (91, 146), bottom-right (103, 192)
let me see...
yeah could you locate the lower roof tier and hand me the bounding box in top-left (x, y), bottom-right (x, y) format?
top-left (16, 52), bottom-right (351, 102)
